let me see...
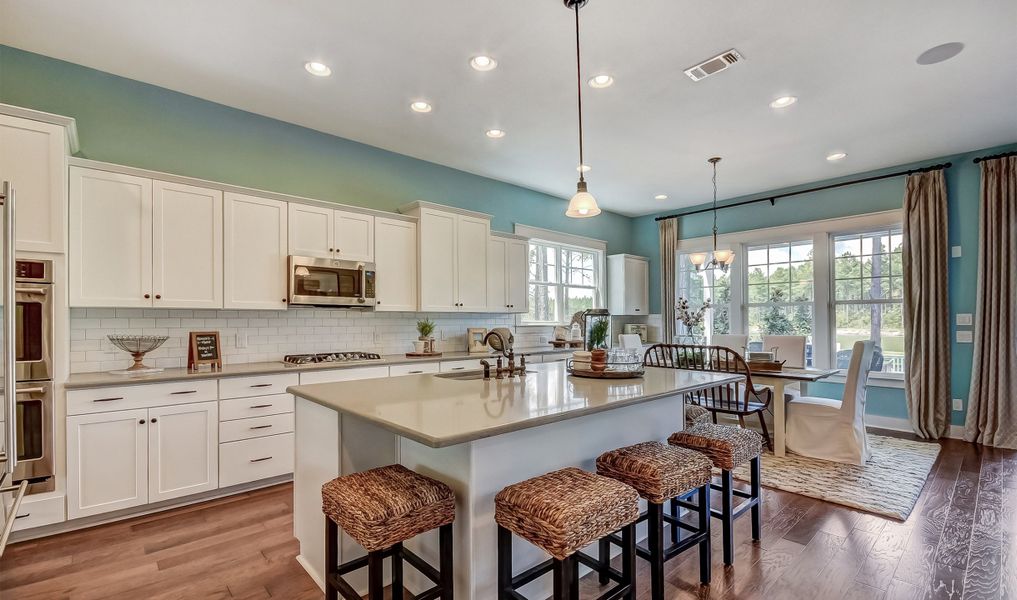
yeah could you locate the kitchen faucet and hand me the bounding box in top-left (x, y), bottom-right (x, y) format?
top-left (480, 330), bottom-right (526, 379)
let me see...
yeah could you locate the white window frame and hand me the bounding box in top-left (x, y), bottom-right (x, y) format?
top-left (675, 209), bottom-right (904, 386)
top-left (676, 253), bottom-right (734, 336)
top-left (514, 224), bottom-right (607, 326)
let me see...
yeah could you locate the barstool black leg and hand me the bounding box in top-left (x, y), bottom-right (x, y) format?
top-left (670, 497), bottom-right (679, 545)
top-left (750, 456), bottom-right (762, 541)
top-left (497, 525), bottom-right (512, 600)
top-left (622, 522), bottom-right (637, 599)
top-left (648, 501), bottom-right (665, 600)
top-left (367, 550), bottom-right (384, 599)
top-left (439, 523), bottom-right (454, 600)
top-left (720, 470), bottom-right (734, 566)
top-left (598, 537), bottom-right (610, 585)
top-left (325, 517), bottom-right (338, 599)
top-left (391, 542), bottom-right (404, 599)
top-left (697, 484), bottom-right (712, 584)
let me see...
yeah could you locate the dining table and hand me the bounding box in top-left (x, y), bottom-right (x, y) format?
top-left (749, 366), bottom-right (840, 457)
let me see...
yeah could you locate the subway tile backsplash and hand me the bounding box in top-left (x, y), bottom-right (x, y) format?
top-left (69, 307), bottom-right (544, 373)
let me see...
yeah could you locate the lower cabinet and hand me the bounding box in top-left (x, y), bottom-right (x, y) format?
top-left (219, 433), bottom-right (294, 488)
top-left (67, 402), bottom-right (218, 519)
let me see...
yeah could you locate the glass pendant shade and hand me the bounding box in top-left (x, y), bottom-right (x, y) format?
top-left (565, 181), bottom-right (601, 218)
top-left (712, 249), bottom-right (733, 264)
top-left (724, 252), bottom-right (736, 266)
top-left (689, 253), bottom-right (708, 268)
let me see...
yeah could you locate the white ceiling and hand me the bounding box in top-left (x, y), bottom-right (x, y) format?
top-left (2, 0), bottom-right (1015, 216)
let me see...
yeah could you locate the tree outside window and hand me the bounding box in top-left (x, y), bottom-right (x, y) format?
top-left (526, 241), bottom-right (601, 324)
top-left (745, 241), bottom-right (814, 363)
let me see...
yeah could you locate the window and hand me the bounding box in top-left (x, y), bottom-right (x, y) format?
top-left (677, 253), bottom-right (731, 336)
top-left (745, 241), bottom-right (814, 364)
top-left (832, 228), bottom-right (904, 374)
top-left (526, 240), bottom-right (602, 324)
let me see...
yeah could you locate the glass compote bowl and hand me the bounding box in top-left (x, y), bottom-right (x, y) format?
top-left (107, 335), bottom-right (169, 375)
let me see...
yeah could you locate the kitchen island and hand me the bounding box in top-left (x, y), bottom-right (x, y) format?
top-left (289, 361), bottom-right (743, 599)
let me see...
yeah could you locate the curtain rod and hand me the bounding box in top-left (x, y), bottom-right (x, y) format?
top-left (973, 150), bottom-right (1017, 164)
top-left (654, 162), bottom-right (952, 222)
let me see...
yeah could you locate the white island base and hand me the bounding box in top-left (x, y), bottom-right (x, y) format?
top-left (293, 393), bottom-right (686, 599)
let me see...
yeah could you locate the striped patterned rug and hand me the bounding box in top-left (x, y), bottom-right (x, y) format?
top-left (731, 434), bottom-right (940, 520)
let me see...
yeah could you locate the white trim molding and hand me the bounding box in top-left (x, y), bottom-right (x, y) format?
top-left (514, 224), bottom-right (608, 252)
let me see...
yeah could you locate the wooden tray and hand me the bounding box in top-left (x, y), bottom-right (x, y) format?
top-left (406, 351), bottom-right (443, 358)
top-left (569, 368), bottom-right (644, 379)
top-left (549, 340), bottom-right (584, 348)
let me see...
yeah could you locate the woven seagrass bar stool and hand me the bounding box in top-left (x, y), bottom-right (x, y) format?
top-left (668, 423), bottom-right (763, 566)
top-left (495, 467), bottom-right (640, 600)
top-left (321, 464), bottom-right (455, 600)
top-left (595, 442), bottom-right (714, 599)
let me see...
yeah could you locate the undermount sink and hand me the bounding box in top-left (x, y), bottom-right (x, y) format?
top-left (435, 370), bottom-right (487, 381)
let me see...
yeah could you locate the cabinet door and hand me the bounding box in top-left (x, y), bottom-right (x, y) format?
top-left (224, 193), bottom-right (288, 310)
top-left (486, 237), bottom-right (507, 311)
top-left (148, 402), bottom-right (218, 503)
top-left (288, 203), bottom-right (333, 259)
top-left (0, 115), bottom-right (66, 253)
top-left (374, 217), bottom-right (417, 311)
top-left (67, 409), bottom-right (148, 519)
top-left (626, 258), bottom-right (649, 314)
top-left (69, 167), bottom-right (153, 307)
top-left (506, 239), bottom-right (529, 313)
top-left (456, 215), bottom-right (490, 311)
top-left (334, 210), bottom-right (374, 263)
top-left (152, 181), bottom-right (223, 308)
top-left (418, 210), bottom-right (458, 311)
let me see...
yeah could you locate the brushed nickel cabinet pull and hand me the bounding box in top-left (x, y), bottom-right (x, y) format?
top-left (249, 403), bottom-right (273, 409)
top-left (249, 424), bottom-right (273, 430)
top-left (93, 397), bottom-right (124, 403)
top-left (250, 456), bottom-right (273, 463)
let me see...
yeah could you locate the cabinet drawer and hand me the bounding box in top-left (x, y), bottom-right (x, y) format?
top-left (67, 380), bottom-right (218, 415)
top-left (298, 366), bottom-right (390, 384)
top-left (219, 393), bottom-right (294, 421)
top-left (439, 359), bottom-right (485, 372)
top-left (219, 413), bottom-right (294, 443)
top-left (541, 353), bottom-right (572, 363)
top-left (12, 494), bottom-right (66, 532)
top-left (218, 373), bottom-right (299, 400)
top-left (389, 362), bottom-right (440, 377)
top-left (219, 433), bottom-right (294, 487)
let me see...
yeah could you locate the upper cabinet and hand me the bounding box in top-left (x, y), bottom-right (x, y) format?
top-left (288, 203), bottom-right (374, 263)
top-left (374, 217), bottom-right (417, 312)
top-left (607, 254), bottom-right (649, 315)
top-left (488, 234), bottom-right (529, 313)
top-left (70, 168), bottom-right (222, 308)
top-left (224, 193), bottom-right (288, 310)
top-left (402, 203), bottom-right (489, 312)
top-left (0, 114), bottom-right (67, 253)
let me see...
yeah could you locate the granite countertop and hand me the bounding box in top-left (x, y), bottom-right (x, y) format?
top-left (288, 362), bottom-right (744, 448)
top-left (64, 347), bottom-right (575, 390)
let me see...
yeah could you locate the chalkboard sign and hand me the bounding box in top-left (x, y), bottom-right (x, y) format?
top-left (188, 331), bottom-right (222, 371)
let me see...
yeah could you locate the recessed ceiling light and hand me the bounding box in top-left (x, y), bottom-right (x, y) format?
top-left (410, 101), bottom-right (433, 113)
top-left (470, 55), bottom-right (498, 71)
top-left (588, 74), bottom-right (614, 88)
top-left (916, 42), bottom-right (964, 65)
top-left (485, 129), bottom-right (506, 138)
top-left (826, 152), bottom-right (847, 161)
top-left (577, 164), bottom-right (591, 173)
top-left (304, 62), bottom-right (332, 77)
top-left (654, 194), bottom-right (668, 200)
top-left (769, 95), bottom-right (797, 109)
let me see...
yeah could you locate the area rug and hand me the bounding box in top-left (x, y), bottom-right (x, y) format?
top-left (731, 434), bottom-right (940, 520)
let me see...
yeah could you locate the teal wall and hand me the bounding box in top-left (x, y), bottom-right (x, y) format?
top-left (631, 142), bottom-right (1017, 426)
top-left (0, 45), bottom-right (634, 251)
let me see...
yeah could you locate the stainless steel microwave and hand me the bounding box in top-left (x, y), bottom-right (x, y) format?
top-left (288, 256), bottom-right (377, 308)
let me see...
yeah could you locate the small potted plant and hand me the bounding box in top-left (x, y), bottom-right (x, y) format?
top-left (588, 317), bottom-right (610, 351)
top-left (416, 318), bottom-right (436, 353)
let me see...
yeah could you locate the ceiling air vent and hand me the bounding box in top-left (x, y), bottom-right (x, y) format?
top-left (683, 49), bottom-right (743, 82)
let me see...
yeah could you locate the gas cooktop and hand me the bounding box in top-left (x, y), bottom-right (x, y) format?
top-left (281, 352), bottom-right (382, 365)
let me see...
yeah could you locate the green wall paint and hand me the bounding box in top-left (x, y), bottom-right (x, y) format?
top-left (0, 45), bottom-right (634, 252)
top-left (631, 142), bottom-right (1017, 426)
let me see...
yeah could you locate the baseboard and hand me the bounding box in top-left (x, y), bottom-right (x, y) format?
top-left (865, 415), bottom-right (965, 440)
top-left (296, 553), bottom-right (325, 592)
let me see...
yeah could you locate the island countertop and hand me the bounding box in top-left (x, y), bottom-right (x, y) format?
top-left (287, 362), bottom-right (742, 448)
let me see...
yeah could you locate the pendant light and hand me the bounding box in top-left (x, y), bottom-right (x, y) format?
top-left (564, 0), bottom-right (601, 218)
top-left (689, 157), bottom-right (735, 272)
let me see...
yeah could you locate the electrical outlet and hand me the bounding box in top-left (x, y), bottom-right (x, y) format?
top-left (539, 335), bottom-right (549, 344)
top-left (235, 333), bottom-right (247, 349)
top-left (953, 398), bottom-right (963, 411)
top-left (956, 330), bottom-right (973, 343)
top-left (951, 246), bottom-right (962, 258)
top-left (956, 313), bottom-right (973, 326)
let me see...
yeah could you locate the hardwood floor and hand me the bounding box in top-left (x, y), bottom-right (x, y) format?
top-left (1, 437), bottom-right (1014, 599)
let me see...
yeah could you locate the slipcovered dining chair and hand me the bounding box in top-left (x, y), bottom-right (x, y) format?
top-left (762, 335), bottom-right (807, 402)
top-left (785, 341), bottom-right (876, 465)
top-left (710, 334), bottom-right (748, 357)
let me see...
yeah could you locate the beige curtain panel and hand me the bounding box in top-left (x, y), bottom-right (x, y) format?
top-left (965, 156), bottom-right (1017, 449)
top-left (658, 218), bottom-right (679, 343)
top-left (902, 169), bottom-right (951, 439)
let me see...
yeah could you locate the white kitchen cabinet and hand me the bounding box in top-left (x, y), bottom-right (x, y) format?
top-left (388, 362), bottom-right (440, 376)
top-left (69, 167), bottom-right (153, 307)
top-left (67, 408), bottom-right (149, 519)
top-left (0, 114), bottom-right (67, 253)
top-left (288, 203), bottom-right (374, 262)
top-left (152, 181), bottom-right (223, 308)
top-left (405, 203), bottom-right (490, 312)
top-left (298, 366), bottom-right (390, 384)
top-left (148, 402), bottom-right (219, 503)
top-left (607, 254), bottom-right (649, 316)
top-left (487, 234), bottom-right (529, 313)
top-left (225, 192), bottom-right (288, 310)
top-left (374, 217), bottom-right (417, 311)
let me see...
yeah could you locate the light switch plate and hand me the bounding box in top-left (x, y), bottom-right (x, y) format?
top-left (953, 398), bottom-right (963, 411)
top-left (956, 330), bottom-right (973, 343)
top-left (956, 313), bottom-right (973, 326)
top-left (951, 246), bottom-right (962, 258)
top-left (235, 332), bottom-right (248, 348)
